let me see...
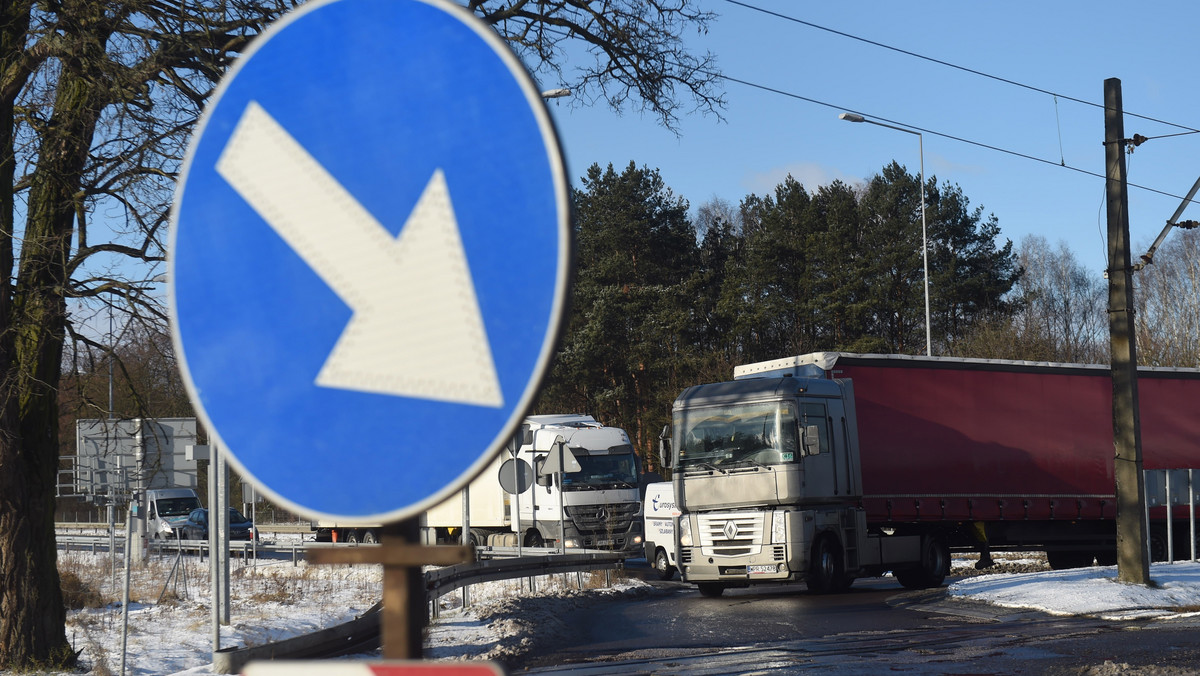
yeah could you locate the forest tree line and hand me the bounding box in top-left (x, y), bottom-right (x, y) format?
top-left (60, 160), bottom-right (1200, 484)
top-left (530, 161), bottom-right (1200, 472)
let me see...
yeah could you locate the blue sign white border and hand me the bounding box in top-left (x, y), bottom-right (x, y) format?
top-left (167, 0), bottom-right (573, 526)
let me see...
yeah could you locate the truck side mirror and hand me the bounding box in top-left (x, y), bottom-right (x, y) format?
top-left (658, 425), bottom-right (673, 469)
top-left (534, 455), bottom-right (553, 489)
top-left (802, 425), bottom-right (821, 455)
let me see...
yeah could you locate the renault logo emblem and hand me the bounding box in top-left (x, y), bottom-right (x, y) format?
top-left (723, 520), bottom-right (739, 540)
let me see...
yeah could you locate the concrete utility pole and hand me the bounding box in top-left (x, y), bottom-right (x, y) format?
top-left (1104, 77), bottom-right (1151, 585)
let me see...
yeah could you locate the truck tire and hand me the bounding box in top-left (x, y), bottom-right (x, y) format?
top-left (697, 582), bottom-right (726, 598)
top-left (524, 530), bottom-right (544, 548)
top-left (1149, 530), bottom-right (1169, 562)
top-left (806, 534), bottom-right (845, 594)
top-left (654, 548), bottom-right (676, 580)
top-left (345, 530), bottom-right (360, 545)
top-left (361, 530), bottom-right (378, 545)
top-left (895, 536), bottom-right (949, 589)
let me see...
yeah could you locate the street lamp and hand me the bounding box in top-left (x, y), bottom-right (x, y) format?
top-left (839, 112), bottom-right (932, 357)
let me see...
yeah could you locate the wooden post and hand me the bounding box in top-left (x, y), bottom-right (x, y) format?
top-left (306, 516), bottom-right (472, 659)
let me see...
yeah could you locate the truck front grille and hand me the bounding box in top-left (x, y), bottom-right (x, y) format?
top-left (697, 512), bottom-right (764, 557)
top-left (565, 502), bottom-right (639, 537)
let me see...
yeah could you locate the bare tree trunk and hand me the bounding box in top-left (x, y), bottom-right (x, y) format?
top-left (0, 57), bottom-right (99, 667)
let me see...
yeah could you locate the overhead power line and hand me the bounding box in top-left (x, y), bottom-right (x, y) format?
top-left (723, 0), bottom-right (1200, 135)
top-left (710, 71), bottom-right (1195, 205)
top-left (532, 17), bottom-right (1199, 206)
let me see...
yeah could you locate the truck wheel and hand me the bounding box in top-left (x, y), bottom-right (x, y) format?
top-left (1149, 531), bottom-right (1169, 562)
top-left (697, 582), bottom-right (725, 598)
top-left (654, 548), bottom-right (676, 580)
top-left (524, 530), bottom-right (544, 548)
top-left (896, 536), bottom-right (949, 589)
top-left (346, 530), bottom-right (360, 545)
top-left (806, 534), bottom-right (845, 594)
top-left (361, 530), bottom-right (378, 545)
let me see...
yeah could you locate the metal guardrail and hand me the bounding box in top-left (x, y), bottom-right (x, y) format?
top-left (58, 531), bottom-right (632, 565)
top-left (426, 550), bottom-right (626, 603)
top-left (212, 603), bottom-right (382, 674)
top-left (55, 521), bottom-right (316, 534)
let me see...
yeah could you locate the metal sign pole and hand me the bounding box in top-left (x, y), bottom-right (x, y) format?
top-left (208, 445), bottom-right (220, 652)
top-left (558, 439), bottom-right (566, 555)
top-left (513, 447), bottom-right (522, 556)
top-left (461, 484), bottom-right (470, 547)
top-left (119, 504), bottom-right (133, 676)
top-left (217, 442), bottom-right (230, 623)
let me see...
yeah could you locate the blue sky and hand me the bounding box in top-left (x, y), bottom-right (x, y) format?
top-left (546, 0), bottom-right (1200, 275)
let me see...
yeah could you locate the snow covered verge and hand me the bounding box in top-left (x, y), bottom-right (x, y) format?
top-left (12, 546), bottom-right (1200, 675)
top-left (7, 547), bottom-right (654, 675)
top-left (950, 560), bottom-right (1200, 621)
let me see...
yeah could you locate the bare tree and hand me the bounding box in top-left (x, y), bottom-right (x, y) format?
top-left (1009, 235), bottom-right (1107, 364)
top-left (953, 235), bottom-right (1106, 363)
top-left (0, 0), bottom-right (725, 667)
top-left (1135, 229), bottom-right (1200, 368)
top-left (472, 0), bottom-right (724, 130)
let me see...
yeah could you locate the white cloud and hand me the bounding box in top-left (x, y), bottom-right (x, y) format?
top-left (740, 162), bottom-right (860, 196)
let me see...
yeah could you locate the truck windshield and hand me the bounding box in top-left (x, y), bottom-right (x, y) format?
top-left (675, 401), bottom-right (799, 470)
top-left (158, 497), bottom-right (201, 517)
top-left (562, 449), bottom-right (639, 490)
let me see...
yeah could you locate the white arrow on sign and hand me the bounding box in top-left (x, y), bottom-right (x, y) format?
top-left (215, 101), bottom-right (504, 408)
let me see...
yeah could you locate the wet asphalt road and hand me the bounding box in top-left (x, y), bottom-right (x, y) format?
top-left (515, 567), bottom-right (1200, 675)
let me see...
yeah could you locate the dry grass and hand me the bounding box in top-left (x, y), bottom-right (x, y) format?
top-left (59, 566), bottom-right (108, 610)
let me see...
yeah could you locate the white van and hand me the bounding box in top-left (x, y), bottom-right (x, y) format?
top-left (145, 488), bottom-right (202, 540)
top-left (643, 482), bottom-right (679, 580)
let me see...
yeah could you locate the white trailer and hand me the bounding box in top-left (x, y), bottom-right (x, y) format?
top-left (314, 415), bottom-right (645, 554)
top-left (421, 414), bottom-right (645, 553)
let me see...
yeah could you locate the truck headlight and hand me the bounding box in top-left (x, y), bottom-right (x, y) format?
top-left (679, 517), bottom-right (692, 548)
top-left (772, 511), bottom-right (786, 544)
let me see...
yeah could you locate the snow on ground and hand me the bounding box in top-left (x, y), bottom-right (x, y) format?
top-left (14, 545), bottom-right (1200, 675)
top-left (55, 547), bottom-right (383, 675)
top-left (29, 543), bottom-right (653, 675)
top-left (949, 560), bottom-right (1200, 620)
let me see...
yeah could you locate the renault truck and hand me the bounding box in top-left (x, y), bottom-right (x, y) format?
top-left (662, 352), bottom-right (1200, 596)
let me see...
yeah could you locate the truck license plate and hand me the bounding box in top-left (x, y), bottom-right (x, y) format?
top-left (749, 565), bottom-right (775, 574)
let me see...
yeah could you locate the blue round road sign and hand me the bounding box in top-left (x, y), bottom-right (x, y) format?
top-left (169, 0), bottom-right (571, 523)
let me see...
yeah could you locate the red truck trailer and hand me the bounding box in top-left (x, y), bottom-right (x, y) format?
top-left (662, 352), bottom-right (1200, 596)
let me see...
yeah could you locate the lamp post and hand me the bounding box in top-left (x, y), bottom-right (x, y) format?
top-left (839, 112), bottom-right (932, 357)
